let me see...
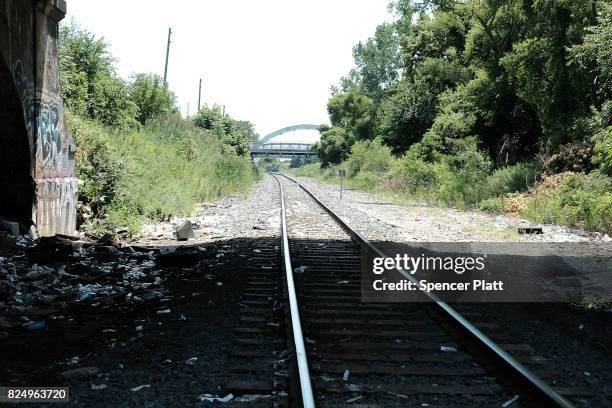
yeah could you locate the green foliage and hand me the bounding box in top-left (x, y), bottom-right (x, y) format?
top-left (59, 20), bottom-right (114, 116)
top-left (522, 173), bottom-right (612, 233)
top-left (129, 73), bottom-right (178, 125)
top-left (346, 138), bottom-right (393, 177)
top-left (390, 156), bottom-right (443, 195)
top-left (327, 89), bottom-right (376, 141)
top-left (593, 127), bottom-right (612, 176)
top-left (193, 105), bottom-right (258, 156)
top-left (289, 156), bottom-right (316, 169)
top-left (68, 113), bottom-right (123, 229)
top-left (59, 20), bottom-right (138, 129)
top-left (352, 22), bottom-right (402, 102)
top-left (316, 127), bottom-right (350, 167)
top-left (69, 112), bottom-right (258, 234)
top-left (484, 162), bottom-right (536, 197)
top-left (60, 20), bottom-right (179, 129)
top-left (589, 101), bottom-right (612, 176)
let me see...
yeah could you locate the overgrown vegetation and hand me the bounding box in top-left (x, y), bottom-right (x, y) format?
top-left (61, 21), bottom-right (258, 234)
top-left (306, 0), bottom-right (612, 233)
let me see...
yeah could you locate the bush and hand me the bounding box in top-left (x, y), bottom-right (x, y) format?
top-left (484, 162), bottom-right (536, 198)
top-left (346, 138), bottom-right (393, 177)
top-left (479, 197), bottom-right (506, 213)
top-left (522, 173), bottom-right (612, 233)
top-left (68, 113), bottom-right (124, 230)
top-left (390, 155), bottom-right (443, 197)
top-left (437, 138), bottom-right (491, 205)
top-left (593, 126), bottom-right (612, 176)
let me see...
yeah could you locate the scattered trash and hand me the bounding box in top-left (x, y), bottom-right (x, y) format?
top-left (346, 396), bottom-right (363, 403)
top-left (198, 393), bottom-right (234, 403)
top-left (130, 384), bottom-right (151, 392)
top-left (91, 384), bottom-right (107, 390)
top-left (216, 282), bottom-right (223, 287)
top-left (235, 394), bottom-right (274, 402)
top-left (337, 280), bottom-right (349, 284)
top-left (185, 357), bottom-right (198, 365)
top-left (502, 395), bottom-right (520, 407)
top-left (294, 266), bottom-right (305, 274)
top-left (440, 346), bottom-right (457, 352)
top-left (387, 391), bottom-right (409, 399)
top-left (156, 309), bottom-right (171, 315)
top-left (342, 369), bottom-right (350, 382)
top-left (344, 384), bottom-right (363, 392)
top-left (578, 324), bottom-right (584, 330)
top-left (584, 371), bottom-right (591, 376)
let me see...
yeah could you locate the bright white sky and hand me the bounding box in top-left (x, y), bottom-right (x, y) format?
top-left (65, 0), bottom-right (392, 142)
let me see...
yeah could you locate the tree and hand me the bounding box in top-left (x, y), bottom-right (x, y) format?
top-left (129, 73), bottom-right (177, 125)
top-left (59, 20), bottom-right (138, 128)
top-left (316, 127), bottom-right (350, 167)
top-left (193, 106), bottom-right (258, 156)
top-left (327, 89), bottom-right (376, 142)
top-left (352, 23), bottom-right (403, 102)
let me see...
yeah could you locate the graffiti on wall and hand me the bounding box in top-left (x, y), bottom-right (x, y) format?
top-left (13, 60), bottom-right (73, 178)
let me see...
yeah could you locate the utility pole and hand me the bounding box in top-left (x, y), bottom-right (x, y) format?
top-left (163, 27), bottom-right (172, 85)
top-left (197, 78), bottom-right (202, 112)
top-left (222, 105), bottom-right (226, 117)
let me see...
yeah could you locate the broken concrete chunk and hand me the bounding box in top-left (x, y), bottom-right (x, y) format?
top-left (173, 221), bottom-right (194, 241)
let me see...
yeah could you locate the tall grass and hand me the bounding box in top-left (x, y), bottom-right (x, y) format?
top-left (69, 113), bottom-right (258, 234)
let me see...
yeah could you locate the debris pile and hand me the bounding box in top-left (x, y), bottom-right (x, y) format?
top-left (0, 231), bottom-right (216, 337)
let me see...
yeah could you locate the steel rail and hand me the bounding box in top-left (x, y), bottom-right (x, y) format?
top-left (272, 174), bottom-right (316, 408)
top-left (277, 172), bottom-right (574, 408)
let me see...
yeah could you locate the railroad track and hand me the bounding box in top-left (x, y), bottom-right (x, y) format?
top-left (224, 173), bottom-right (578, 407)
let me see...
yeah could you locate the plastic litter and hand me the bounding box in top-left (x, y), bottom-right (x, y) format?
top-left (440, 345), bottom-right (457, 352)
top-left (346, 396), bottom-right (363, 403)
top-left (342, 369), bottom-right (350, 382)
top-left (91, 384), bottom-right (107, 390)
top-left (502, 395), bottom-right (519, 407)
top-left (198, 393), bottom-right (234, 403)
top-left (130, 384), bottom-right (151, 392)
top-left (185, 357), bottom-right (198, 365)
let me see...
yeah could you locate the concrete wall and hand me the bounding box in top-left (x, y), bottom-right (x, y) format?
top-left (0, 0), bottom-right (76, 236)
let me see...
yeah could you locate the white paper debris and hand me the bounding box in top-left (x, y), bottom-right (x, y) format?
top-left (342, 369), bottom-right (350, 382)
top-left (198, 393), bottom-right (234, 403)
top-left (440, 345), bottom-right (457, 352)
top-left (346, 395), bottom-right (363, 403)
top-left (130, 384), bottom-right (151, 392)
top-left (502, 395), bottom-right (520, 407)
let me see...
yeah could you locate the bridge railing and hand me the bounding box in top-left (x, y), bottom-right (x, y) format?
top-left (254, 143), bottom-right (313, 151)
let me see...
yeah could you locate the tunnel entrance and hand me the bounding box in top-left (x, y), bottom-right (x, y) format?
top-left (0, 58), bottom-right (35, 231)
